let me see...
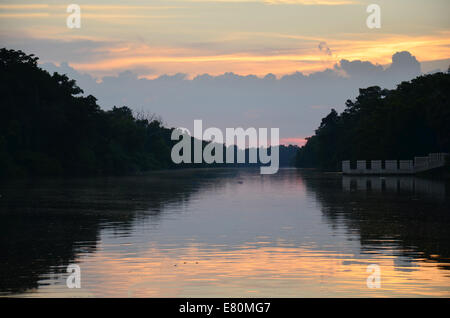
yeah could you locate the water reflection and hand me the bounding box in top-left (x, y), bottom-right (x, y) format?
top-left (0, 169), bottom-right (237, 295)
top-left (0, 169), bottom-right (449, 297)
top-left (303, 173), bottom-right (450, 271)
top-left (342, 175), bottom-right (446, 200)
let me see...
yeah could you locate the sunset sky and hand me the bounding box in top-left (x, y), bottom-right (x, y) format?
top-left (1, 0), bottom-right (449, 77)
top-left (1, 0), bottom-right (449, 143)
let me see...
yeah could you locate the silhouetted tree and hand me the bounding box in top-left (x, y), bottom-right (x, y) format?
top-left (0, 48), bottom-right (299, 177)
top-left (295, 72), bottom-right (450, 170)
top-left (0, 48), bottom-right (175, 177)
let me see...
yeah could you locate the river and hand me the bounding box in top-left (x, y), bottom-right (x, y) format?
top-left (0, 168), bottom-right (449, 297)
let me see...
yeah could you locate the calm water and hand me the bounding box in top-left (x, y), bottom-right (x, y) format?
top-left (0, 168), bottom-right (449, 297)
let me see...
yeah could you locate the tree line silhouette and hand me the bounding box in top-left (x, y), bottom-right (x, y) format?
top-left (0, 48), bottom-right (297, 177)
top-left (295, 70), bottom-right (450, 170)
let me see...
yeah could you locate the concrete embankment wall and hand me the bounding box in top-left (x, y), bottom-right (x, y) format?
top-left (342, 153), bottom-right (448, 175)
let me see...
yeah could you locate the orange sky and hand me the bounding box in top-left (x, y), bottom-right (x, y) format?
top-left (1, 1), bottom-right (449, 78)
top-left (1, 1), bottom-right (449, 144)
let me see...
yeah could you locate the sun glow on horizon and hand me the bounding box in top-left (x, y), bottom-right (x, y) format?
top-left (1, 0), bottom-right (449, 143)
top-left (0, 0), bottom-right (449, 78)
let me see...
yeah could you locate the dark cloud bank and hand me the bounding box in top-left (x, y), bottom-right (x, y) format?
top-left (42, 51), bottom-right (431, 140)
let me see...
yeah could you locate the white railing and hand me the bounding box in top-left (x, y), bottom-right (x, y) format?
top-left (342, 153), bottom-right (448, 174)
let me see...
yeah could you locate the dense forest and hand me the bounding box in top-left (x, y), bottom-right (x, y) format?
top-left (295, 70), bottom-right (450, 170)
top-left (0, 48), bottom-right (297, 177)
top-left (0, 48), bottom-right (176, 177)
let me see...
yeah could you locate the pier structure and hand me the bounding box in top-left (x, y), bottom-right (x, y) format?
top-left (342, 153), bottom-right (448, 175)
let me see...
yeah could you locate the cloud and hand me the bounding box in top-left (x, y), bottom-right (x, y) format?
top-left (318, 41), bottom-right (332, 56)
top-left (386, 51), bottom-right (421, 79)
top-left (0, 4), bottom-right (49, 9)
top-left (2, 28), bottom-right (449, 78)
top-left (41, 51), bottom-right (428, 143)
top-left (183, 0), bottom-right (357, 5)
top-left (0, 13), bottom-right (49, 18)
top-left (335, 51), bottom-right (421, 85)
top-left (264, 0), bottom-right (357, 5)
top-left (337, 59), bottom-right (383, 77)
